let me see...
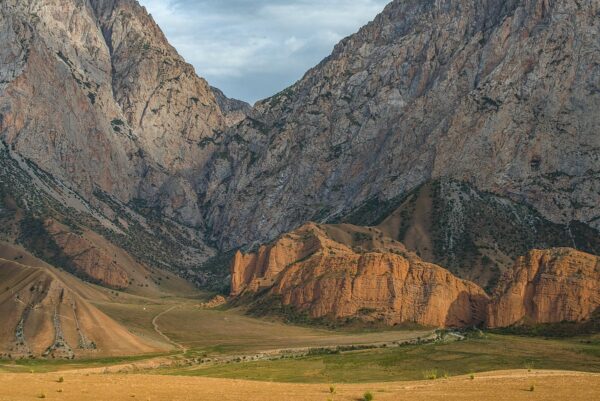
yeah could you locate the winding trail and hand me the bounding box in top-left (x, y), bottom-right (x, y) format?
top-left (151, 304), bottom-right (187, 353)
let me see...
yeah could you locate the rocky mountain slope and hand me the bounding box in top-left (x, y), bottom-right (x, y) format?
top-left (231, 224), bottom-right (600, 328)
top-left (201, 0), bottom-right (600, 250)
top-left (0, 0), bottom-right (249, 283)
top-left (487, 248), bottom-right (600, 328)
top-left (1, 0), bottom-right (599, 298)
top-left (343, 179), bottom-right (600, 291)
top-left (232, 223), bottom-right (489, 327)
top-left (0, 0), bottom-right (232, 225)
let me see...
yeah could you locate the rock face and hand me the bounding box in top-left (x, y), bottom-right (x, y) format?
top-left (0, 0), bottom-right (245, 228)
top-left (231, 224), bottom-right (600, 328)
top-left (231, 223), bottom-right (489, 328)
top-left (211, 87), bottom-right (252, 127)
top-left (487, 248), bottom-right (600, 328)
top-left (202, 0), bottom-right (600, 249)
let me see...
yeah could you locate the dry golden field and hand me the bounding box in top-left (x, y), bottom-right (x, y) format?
top-left (0, 370), bottom-right (598, 401)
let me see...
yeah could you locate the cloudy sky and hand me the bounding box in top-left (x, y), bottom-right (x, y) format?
top-left (138, 0), bottom-right (390, 104)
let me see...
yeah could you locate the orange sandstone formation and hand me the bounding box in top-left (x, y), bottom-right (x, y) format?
top-left (231, 223), bottom-right (489, 328)
top-left (487, 248), bottom-right (600, 328)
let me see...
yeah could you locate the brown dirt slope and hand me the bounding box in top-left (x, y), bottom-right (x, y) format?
top-left (0, 254), bottom-right (165, 359)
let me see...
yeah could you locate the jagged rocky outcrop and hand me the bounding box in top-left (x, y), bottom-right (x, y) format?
top-left (202, 0), bottom-right (600, 250)
top-left (211, 86), bottom-right (252, 127)
top-left (231, 223), bottom-right (489, 328)
top-left (487, 248), bottom-right (600, 328)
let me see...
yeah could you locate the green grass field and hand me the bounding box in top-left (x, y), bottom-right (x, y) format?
top-left (162, 333), bottom-right (600, 383)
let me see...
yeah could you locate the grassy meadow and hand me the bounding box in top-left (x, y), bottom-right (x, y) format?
top-left (162, 333), bottom-right (600, 383)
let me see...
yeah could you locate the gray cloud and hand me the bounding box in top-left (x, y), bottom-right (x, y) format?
top-left (138, 0), bottom-right (390, 103)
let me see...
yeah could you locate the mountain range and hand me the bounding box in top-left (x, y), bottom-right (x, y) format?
top-left (0, 0), bottom-right (599, 355)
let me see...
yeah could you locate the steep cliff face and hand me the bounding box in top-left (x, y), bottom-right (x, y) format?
top-left (487, 248), bottom-right (600, 328)
top-left (203, 0), bottom-right (600, 249)
top-left (0, 0), bottom-right (246, 280)
top-left (0, 0), bottom-right (235, 228)
top-left (231, 223), bottom-right (489, 328)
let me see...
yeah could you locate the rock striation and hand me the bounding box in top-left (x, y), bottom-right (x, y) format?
top-left (487, 248), bottom-right (600, 328)
top-left (202, 0), bottom-right (600, 250)
top-left (231, 223), bottom-right (489, 328)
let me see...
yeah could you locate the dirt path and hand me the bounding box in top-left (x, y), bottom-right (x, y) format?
top-left (151, 304), bottom-right (187, 353)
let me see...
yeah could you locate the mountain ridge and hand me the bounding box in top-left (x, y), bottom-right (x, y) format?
top-left (0, 0), bottom-right (598, 298)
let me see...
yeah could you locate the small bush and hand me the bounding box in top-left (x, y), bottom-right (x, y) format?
top-left (423, 369), bottom-right (438, 380)
top-left (58, 376), bottom-right (64, 383)
top-left (363, 391), bottom-right (374, 401)
top-left (329, 385), bottom-right (336, 394)
top-left (529, 385), bottom-right (535, 392)
top-left (38, 394), bottom-right (46, 399)
top-left (469, 374), bottom-right (475, 380)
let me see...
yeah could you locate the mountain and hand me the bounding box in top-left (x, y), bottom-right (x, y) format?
top-left (344, 179), bottom-right (600, 291)
top-left (211, 86), bottom-right (252, 127)
top-left (200, 0), bottom-right (600, 250)
top-left (1, 0), bottom-right (599, 298)
top-left (0, 0), bottom-right (250, 284)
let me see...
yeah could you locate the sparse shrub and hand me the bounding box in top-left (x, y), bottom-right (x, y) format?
top-left (329, 385), bottom-right (336, 394)
top-left (469, 374), bottom-right (475, 380)
top-left (423, 369), bottom-right (438, 380)
top-left (363, 391), bottom-right (374, 401)
top-left (529, 385), bottom-right (535, 392)
top-left (38, 394), bottom-right (46, 399)
top-left (58, 376), bottom-right (64, 383)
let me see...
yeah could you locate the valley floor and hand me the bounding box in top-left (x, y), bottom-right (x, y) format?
top-left (0, 370), bottom-right (598, 401)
